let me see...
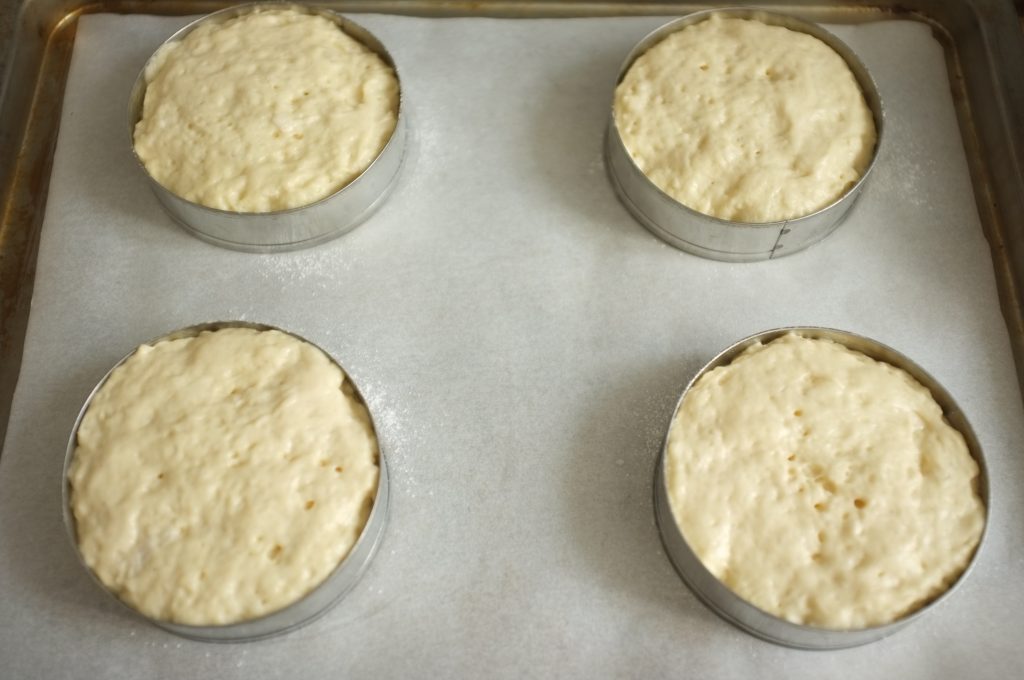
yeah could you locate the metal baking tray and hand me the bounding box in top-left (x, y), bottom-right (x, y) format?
top-left (1, 0), bottom-right (1023, 677)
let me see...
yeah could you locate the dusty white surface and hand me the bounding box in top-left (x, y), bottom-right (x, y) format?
top-left (0, 12), bottom-right (1022, 680)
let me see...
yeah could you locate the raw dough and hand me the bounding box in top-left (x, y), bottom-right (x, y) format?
top-left (133, 8), bottom-right (399, 212)
top-left (68, 328), bottom-right (379, 626)
top-left (665, 334), bottom-right (984, 628)
top-left (614, 15), bottom-right (877, 222)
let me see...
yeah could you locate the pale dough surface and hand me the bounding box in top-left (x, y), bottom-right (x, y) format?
top-left (68, 328), bottom-right (379, 626)
top-left (666, 334), bottom-right (984, 629)
top-left (614, 16), bottom-right (877, 223)
top-left (133, 8), bottom-right (399, 212)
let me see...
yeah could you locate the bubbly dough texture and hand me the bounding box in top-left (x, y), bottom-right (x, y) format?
top-left (69, 328), bottom-right (379, 626)
top-left (666, 334), bottom-right (984, 629)
top-left (614, 16), bottom-right (877, 222)
top-left (133, 9), bottom-right (399, 212)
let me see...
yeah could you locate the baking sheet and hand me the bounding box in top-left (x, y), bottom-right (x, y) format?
top-left (1, 11), bottom-right (1023, 679)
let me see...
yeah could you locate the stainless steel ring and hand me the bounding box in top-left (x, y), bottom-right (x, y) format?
top-left (654, 326), bottom-right (988, 649)
top-left (128, 3), bottom-right (407, 252)
top-left (63, 320), bottom-right (390, 642)
top-left (606, 9), bottom-right (885, 262)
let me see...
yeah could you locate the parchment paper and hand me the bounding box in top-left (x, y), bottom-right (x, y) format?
top-left (1, 12), bottom-right (1022, 679)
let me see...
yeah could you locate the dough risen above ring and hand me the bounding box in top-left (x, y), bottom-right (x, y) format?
top-left (665, 334), bottom-right (984, 629)
top-left (68, 328), bottom-right (380, 626)
top-left (614, 15), bottom-right (877, 223)
top-left (133, 8), bottom-right (399, 212)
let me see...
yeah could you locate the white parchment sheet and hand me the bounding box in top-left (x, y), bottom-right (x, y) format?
top-left (1, 12), bottom-right (1022, 679)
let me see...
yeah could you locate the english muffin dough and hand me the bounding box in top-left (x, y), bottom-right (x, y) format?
top-left (68, 328), bottom-right (379, 626)
top-left (665, 334), bottom-right (984, 629)
top-left (133, 8), bottom-right (399, 212)
top-left (614, 16), bottom-right (877, 222)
